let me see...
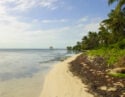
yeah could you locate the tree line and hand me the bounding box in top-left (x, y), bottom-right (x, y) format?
top-left (67, 0), bottom-right (125, 51)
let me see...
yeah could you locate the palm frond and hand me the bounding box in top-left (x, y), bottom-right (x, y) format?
top-left (120, 0), bottom-right (125, 7)
top-left (108, 0), bottom-right (118, 5)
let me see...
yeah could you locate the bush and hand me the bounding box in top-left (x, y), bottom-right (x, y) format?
top-left (87, 48), bottom-right (125, 66)
top-left (117, 39), bottom-right (125, 49)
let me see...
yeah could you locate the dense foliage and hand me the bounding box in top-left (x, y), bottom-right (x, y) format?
top-left (88, 48), bottom-right (125, 66)
top-left (67, 0), bottom-right (125, 52)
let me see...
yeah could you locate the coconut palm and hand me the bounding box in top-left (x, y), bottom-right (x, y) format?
top-left (108, 0), bottom-right (125, 14)
top-left (102, 9), bottom-right (125, 41)
top-left (85, 32), bottom-right (99, 49)
top-left (98, 24), bottom-right (112, 45)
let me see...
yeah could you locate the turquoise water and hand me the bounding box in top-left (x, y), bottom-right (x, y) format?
top-left (0, 49), bottom-right (71, 97)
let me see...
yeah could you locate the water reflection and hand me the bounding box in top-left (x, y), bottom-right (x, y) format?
top-left (0, 49), bottom-right (67, 81)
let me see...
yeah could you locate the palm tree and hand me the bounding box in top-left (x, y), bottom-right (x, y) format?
top-left (81, 36), bottom-right (88, 50)
top-left (73, 41), bottom-right (82, 51)
top-left (102, 9), bottom-right (125, 40)
top-left (98, 24), bottom-right (112, 45)
top-left (85, 32), bottom-right (99, 49)
top-left (67, 46), bottom-right (72, 51)
top-left (108, 0), bottom-right (125, 14)
top-left (100, 0), bottom-right (125, 43)
top-left (82, 36), bottom-right (88, 42)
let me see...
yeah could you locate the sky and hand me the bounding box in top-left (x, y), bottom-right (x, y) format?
top-left (0, 0), bottom-right (116, 49)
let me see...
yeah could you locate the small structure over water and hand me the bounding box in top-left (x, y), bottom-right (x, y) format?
top-left (49, 46), bottom-right (54, 50)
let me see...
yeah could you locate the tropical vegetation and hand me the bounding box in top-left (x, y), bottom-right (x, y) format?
top-left (67, 0), bottom-right (125, 66)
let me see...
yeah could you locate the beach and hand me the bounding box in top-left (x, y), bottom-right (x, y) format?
top-left (40, 54), bottom-right (94, 97)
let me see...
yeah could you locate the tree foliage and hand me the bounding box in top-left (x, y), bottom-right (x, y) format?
top-left (67, 0), bottom-right (125, 51)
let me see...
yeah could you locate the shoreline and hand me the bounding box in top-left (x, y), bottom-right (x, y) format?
top-left (69, 54), bottom-right (125, 97)
top-left (40, 53), bottom-right (94, 97)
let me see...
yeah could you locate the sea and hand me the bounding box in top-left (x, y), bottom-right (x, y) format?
top-left (0, 49), bottom-right (73, 97)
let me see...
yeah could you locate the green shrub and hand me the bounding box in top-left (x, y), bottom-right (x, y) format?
top-left (87, 48), bottom-right (125, 66)
top-left (117, 39), bottom-right (125, 49)
top-left (109, 73), bottom-right (125, 78)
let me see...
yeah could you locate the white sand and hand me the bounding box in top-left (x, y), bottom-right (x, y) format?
top-left (40, 54), bottom-right (94, 97)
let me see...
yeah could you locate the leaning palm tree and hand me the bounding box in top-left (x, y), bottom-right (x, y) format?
top-left (103, 0), bottom-right (125, 40)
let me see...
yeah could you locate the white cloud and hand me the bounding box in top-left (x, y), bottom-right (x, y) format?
top-left (13, 0), bottom-right (36, 11)
top-left (0, 0), bottom-right (59, 12)
top-left (0, 3), bottom-right (32, 47)
top-left (0, 0), bottom-right (102, 48)
top-left (0, 15), bottom-right (81, 48)
top-left (0, 7), bottom-right (5, 15)
top-left (78, 17), bottom-right (88, 22)
top-left (83, 17), bottom-right (102, 33)
top-left (77, 17), bottom-right (102, 33)
top-left (0, 11), bottom-right (71, 48)
top-left (0, 15), bottom-right (102, 48)
top-left (73, 17), bottom-right (102, 38)
top-left (41, 19), bottom-right (68, 23)
top-left (0, 16), bottom-right (30, 44)
top-left (83, 22), bottom-right (100, 32)
top-left (40, 0), bottom-right (58, 9)
top-left (0, 1), bottom-right (70, 48)
top-left (0, 14), bottom-right (30, 32)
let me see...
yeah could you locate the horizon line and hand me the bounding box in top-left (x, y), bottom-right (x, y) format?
top-left (0, 48), bottom-right (66, 50)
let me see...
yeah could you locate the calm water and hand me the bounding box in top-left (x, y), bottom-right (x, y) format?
top-left (0, 49), bottom-right (71, 97)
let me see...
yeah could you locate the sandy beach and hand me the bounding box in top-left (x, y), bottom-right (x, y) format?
top-left (40, 54), bottom-right (94, 97)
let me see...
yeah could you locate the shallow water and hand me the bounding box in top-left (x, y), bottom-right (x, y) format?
top-left (0, 49), bottom-right (69, 97)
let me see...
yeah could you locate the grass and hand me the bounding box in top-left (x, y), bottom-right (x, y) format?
top-left (108, 72), bottom-right (125, 78)
top-left (87, 47), bottom-right (125, 66)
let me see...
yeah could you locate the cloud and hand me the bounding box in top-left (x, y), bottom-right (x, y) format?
top-left (0, 16), bottom-right (31, 45)
top-left (83, 17), bottom-right (102, 32)
top-left (41, 19), bottom-right (68, 23)
top-left (0, 0), bottom-right (32, 13)
top-left (78, 17), bottom-right (88, 22)
top-left (72, 17), bottom-right (102, 39)
top-left (0, 15), bottom-right (81, 48)
top-left (0, 15), bottom-right (102, 48)
top-left (0, 0), bottom-right (60, 12)
top-left (12, 0), bottom-right (36, 11)
top-left (0, 4), bottom-right (32, 47)
top-left (40, 0), bottom-right (59, 10)
top-left (83, 22), bottom-right (100, 32)
top-left (0, 0), bottom-right (102, 48)
top-left (0, 0), bottom-right (63, 48)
